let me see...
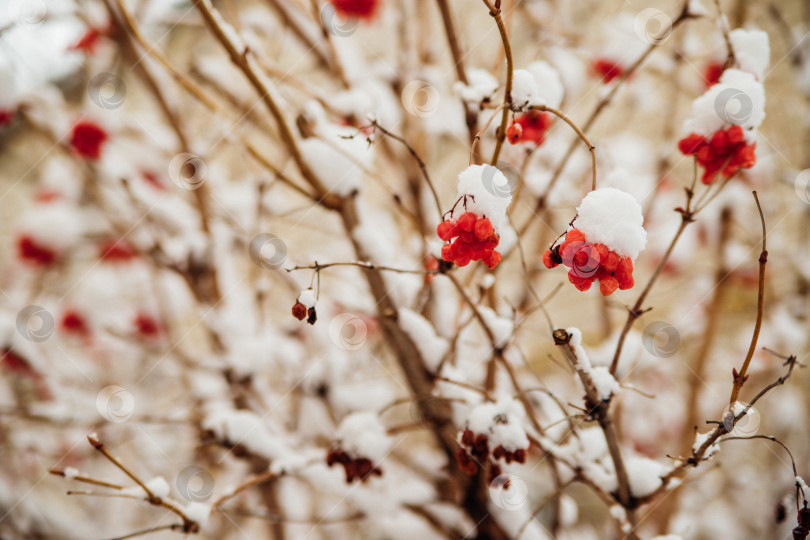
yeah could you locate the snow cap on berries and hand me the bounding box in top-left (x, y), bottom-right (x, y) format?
top-left (682, 68), bottom-right (765, 143)
top-left (335, 411), bottom-right (391, 462)
top-left (511, 61), bottom-right (564, 111)
top-left (456, 164), bottom-right (512, 233)
top-left (467, 398), bottom-right (529, 452)
top-left (729, 28), bottom-right (770, 80)
top-left (575, 188), bottom-right (646, 260)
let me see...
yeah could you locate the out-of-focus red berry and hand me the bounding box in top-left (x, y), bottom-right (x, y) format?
top-left (71, 122), bottom-right (108, 160)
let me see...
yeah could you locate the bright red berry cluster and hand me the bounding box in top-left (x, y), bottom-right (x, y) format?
top-left (438, 212), bottom-right (502, 269)
top-left (593, 58), bottom-right (624, 83)
top-left (326, 448), bottom-right (382, 483)
top-left (678, 125), bottom-right (756, 185)
top-left (71, 121), bottom-right (107, 160)
top-left (330, 0), bottom-right (379, 19)
top-left (506, 111), bottom-right (552, 146)
top-left (456, 429), bottom-right (527, 484)
top-left (542, 228), bottom-right (635, 296)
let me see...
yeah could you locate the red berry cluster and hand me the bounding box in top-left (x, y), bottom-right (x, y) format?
top-left (678, 125), bottom-right (756, 185)
top-left (593, 58), bottom-right (624, 83)
top-left (438, 212), bottom-right (502, 269)
top-left (326, 448), bottom-right (382, 483)
top-left (506, 111), bottom-right (552, 146)
top-left (542, 228), bottom-right (635, 296)
top-left (71, 121), bottom-right (107, 160)
top-left (456, 429), bottom-right (527, 485)
top-left (330, 0), bottom-right (379, 19)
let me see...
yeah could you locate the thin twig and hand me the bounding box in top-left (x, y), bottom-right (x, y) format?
top-left (481, 0), bottom-right (513, 165)
top-left (729, 191), bottom-right (767, 404)
top-left (212, 471), bottom-right (276, 510)
top-left (369, 121), bottom-right (443, 219)
top-left (528, 104), bottom-right (597, 191)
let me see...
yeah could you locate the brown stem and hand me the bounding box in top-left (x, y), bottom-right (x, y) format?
top-left (481, 0), bottom-right (513, 165)
top-left (729, 192), bottom-right (767, 404)
top-left (518, 3), bottom-right (693, 237)
top-left (194, 0), bottom-right (338, 207)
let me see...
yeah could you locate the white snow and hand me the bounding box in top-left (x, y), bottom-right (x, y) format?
top-left (510, 61), bottom-right (563, 110)
top-left (466, 398), bottom-right (529, 452)
top-left (17, 201), bottom-right (84, 252)
top-left (298, 289), bottom-right (317, 309)
top-left (590, 367), bottom-right (620, 401)
top-left (299, 128), bottom-right (371, 196)
top-left (730, 28), bottom-right (770, 80)
top-left (511, 70), bottom-right (537, 111)
top-left (687, 0), bottom-right (709, 16)
top-left (693, 430), bottom-right (720, 458)
top-left (63, 467), bottom-right (80, 480)
top-left (625, 456), bottom-right (665, 497)
top-left (566, 327), bottom-right (592, 371)
top-left (796, 476), bottom-right (809, 502)
top-left (454, 68), bottom-right (499, 103)
top-left (184, 502), bottom-right (211, 528)
top-left (397, 308), bottom-right (449, 372)
top-left (145, 476), bottom-right (170, 498)
top-left (479, 306), bottom-right (513, 348)
top-left (202, 409), bottom-right (288, 461)
top-left (336, 411), bottom-right (391, 462)
top-left (456, 164), bottom-right (513, 234)
top-left (682, 68), bottom-right (766, 141)
top-left (527, 61), bottom-right (564, 108)
top-left (575, 187), bottom-right (647, 260)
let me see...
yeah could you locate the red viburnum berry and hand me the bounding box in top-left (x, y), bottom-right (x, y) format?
top-left (291, 302), bottom-right (307, 321)
top-left (134, 313), bottom-right (160, 338)
top-left (61, 310), bottom-right (91, 339)
top-left (508, 111), bottom-right (552, 146)
top-left (17, 235), bottom-right (58, 266)
top-left (457, 212), bottom-right (477, 232)
top-left (703, 61), bottom-right (724, 88)
top-left (0, 109), bottom-right (14, 128)
top-left (99, 239), bottom-right (137, 262)
top-left (330, 0), bottom-right (379, 20)
top-left (593, 58), bottom-right (623, 83)
top-left (436, 219), bottom-right (457, 241)
top-left (506, 122), bottom-right (523, 144)
top-left (474, 218), bottom-right (494, 240)
top-left (69, 28), bottom-right (103, 54)
top-left (71, 121), bottom-right (107, 160)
